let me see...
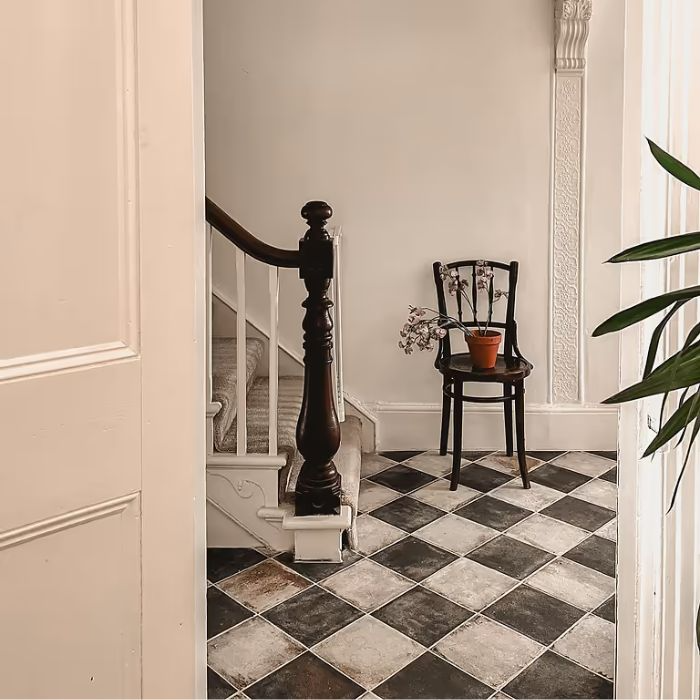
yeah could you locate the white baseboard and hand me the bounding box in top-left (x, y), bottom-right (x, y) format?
top-left (373, 402), bottom-right (618, 451)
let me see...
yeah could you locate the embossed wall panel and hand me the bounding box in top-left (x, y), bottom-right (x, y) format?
top-left (0, 0), bottom-right (138, 369)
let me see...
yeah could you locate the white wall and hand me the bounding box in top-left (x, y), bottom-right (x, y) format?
top-left (204, 0), bottom-right (623, 449)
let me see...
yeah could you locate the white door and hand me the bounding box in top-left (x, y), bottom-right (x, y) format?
top-left (0, 1), bottom-right (206, 697)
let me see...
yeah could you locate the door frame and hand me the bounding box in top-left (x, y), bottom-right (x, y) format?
top-left (138, 1), bottom-right (207, 696)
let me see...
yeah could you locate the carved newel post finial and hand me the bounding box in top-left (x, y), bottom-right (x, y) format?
top-left (294, 200), bottom-right (342, 516)
top-left (554, 0), bottom-right (592, 72)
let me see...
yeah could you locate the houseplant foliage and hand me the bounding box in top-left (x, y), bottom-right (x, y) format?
top-left (593, 139), bottom-right (700, 508)
top-left (399, 263), bottom-right (508, 369)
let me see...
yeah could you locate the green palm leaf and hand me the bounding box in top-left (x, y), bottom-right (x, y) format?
top-left (608, 231), bottom-right (700, 263)
top-left (643, 390), bottom-right (700, 457)
top-left (648, 139), bottom-right (700, 190)
top-left (644, 301), bottom-right (687, 377)
top-left (593, 286), bottom-right (700, 337)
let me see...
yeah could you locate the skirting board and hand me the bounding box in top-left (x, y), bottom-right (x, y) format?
top-left (374, 402), bottom-right (618, 451)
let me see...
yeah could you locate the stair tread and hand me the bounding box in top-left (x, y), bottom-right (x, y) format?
top-left (211, 337), bottom-right (265, 450)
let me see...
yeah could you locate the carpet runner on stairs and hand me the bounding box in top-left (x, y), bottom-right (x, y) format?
top-left (211, 337), bottom-right (361, 548)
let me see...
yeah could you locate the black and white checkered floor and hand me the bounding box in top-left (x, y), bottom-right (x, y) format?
top-left (207, 450), bottom-right (617, 699)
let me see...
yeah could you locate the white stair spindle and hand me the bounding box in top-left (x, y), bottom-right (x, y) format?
top-left (206, 223), bottom-right (213, 403)
top-left (236, 248), bottom-right (247, 455)
top-left (269, 267), bottom-right (279, 455)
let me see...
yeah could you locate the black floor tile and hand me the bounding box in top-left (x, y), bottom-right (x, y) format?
top-left (529, 463), bottom-right (592, 493)
top-left (276, 549), bottom-right (362, 582)
top-left (592, 450), bottom-right (618, 463)
top-left (457, 450), bottom-right (495, 461)
top-left (594, 595), bottom-right (616, 623)
top-left (373, 587), bottom-right (472, 646)
top-left (541, 496), bottom-right (616, 532)
top-left (454, 495), bottom-right (532, 531)
top-left (207, 587), bottom-right (253, 639)
top-left (504, 651), bottom-right (613, 699)
top-left (527, 451), bottom-right (566, 463)
top-left (207, 667), bottom-right (236, 699)
top-left (600, 466), bottom-right (618, 484)
top-left (207, 547), bottom-right (266, 583)
top-left (452, 464), bottom-right (514, 492)
top-left (564, 535), bottom-right (616, 578)
top-left (375, 652), bottom-right (492, 699)
top-left (484, 585), bottom-right (585, 645)
top-left (368, 464), bottom-right (437, 493)
top-left (380, 450), bottom-right (425, 463)
top-left (263, 587), bottom-right (363, 647)
top-left (370, 496), bottom-right (444, 532)
top-left (467, 535), bottom-right (553, 580)
top-left (371, 536), bottom-right (457, 582)
top-left (246, 652), bottom-right (364, 699)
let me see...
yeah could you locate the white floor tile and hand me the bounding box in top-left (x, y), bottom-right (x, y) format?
top-left (414, 514), bottom-right (499, 555)
top-left (411, 479), bottom-right (481, 511)
top-left (570, 479), bottom-right (617, 511)
top-left (553, 614), bottom-right (615, 680)
top-left (490, 480), bottom-right (564, 512)
top-left (507, 514), bottom-right (589, 554)
top-left (552, 452), bottom-right (615, 477)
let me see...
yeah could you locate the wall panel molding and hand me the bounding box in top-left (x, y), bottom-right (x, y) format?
top-left (551, 0), bottom-right (592, 403)
top-left (0, 493), bottom-right (139, 550)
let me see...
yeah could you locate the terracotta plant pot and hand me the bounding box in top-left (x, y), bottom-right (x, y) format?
top-left (465, 330), bottom-right (502, 369)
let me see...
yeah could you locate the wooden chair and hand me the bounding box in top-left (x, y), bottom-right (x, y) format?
top-left (433, 260), bottom-right (533, 491)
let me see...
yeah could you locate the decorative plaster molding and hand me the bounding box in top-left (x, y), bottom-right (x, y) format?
top-left (551, 0), bottom-right (591, 403)
top-left (554, 0), bottom-right (592, 72)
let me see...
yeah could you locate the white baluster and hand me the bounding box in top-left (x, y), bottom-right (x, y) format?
top-left (331, 226), bottom-right (345, 422)
top-left (206, 223), bottom-right (213, 403)
top-left (236, 248), bottom-right (247, 455)
top-left (269, 267), bottom-right (279, 455)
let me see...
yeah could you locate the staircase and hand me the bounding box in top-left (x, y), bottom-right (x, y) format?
top-left (205, 199), bottom-right (363, 562)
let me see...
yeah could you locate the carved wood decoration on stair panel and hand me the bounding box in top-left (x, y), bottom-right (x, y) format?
top-left (551, 0), bottom-right (592, 403)
top-left (295, 202), bottom-right (343, 516)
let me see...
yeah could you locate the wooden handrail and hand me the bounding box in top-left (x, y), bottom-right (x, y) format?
top-left (205, 197), bottom-right (302, 268)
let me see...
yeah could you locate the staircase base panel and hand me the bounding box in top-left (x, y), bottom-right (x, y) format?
top-left (282, 506), bottom-right (352, 563)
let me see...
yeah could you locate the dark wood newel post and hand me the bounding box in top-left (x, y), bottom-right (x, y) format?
top-left (294, 201), bottom-right (342, 516)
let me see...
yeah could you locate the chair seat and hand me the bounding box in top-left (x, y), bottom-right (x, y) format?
top-left (438, 353), bottom-right (532, 382)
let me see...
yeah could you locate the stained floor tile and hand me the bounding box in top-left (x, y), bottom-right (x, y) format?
top-left (405, 451), bottom-right (462, 476)
top-left (246, 652), bottom-right (364, 699)
top-left (596, 518), bottom-right (617, 542)
top-left (374, 652), bottom-right (492, 699)
top-left (490, 481), bottom-right (564, 512)
top-left (369, 464), bottom-right (436, 493)
top-left (276, 550), bottom-right (362, 582)
top-left (541, 496), bottom-right (615, 532)
top-left (370, 496), bottom-right (444, 532)
top-left (207, 548), bottom-right (267, 583)
top-left (552, 452), bottom-right (615, 478)
top-left (553, 614), bottom-right (615, 680)
top-left (594, 595), bottom-right (616, 623)
top-left (467, 535), bottom-right (554, 580)
top-left (423, 557), bottom-right (518, 611)
top-left (372, 586), bottom-right (472, 646)
top-left (454, 495), bottom-right (532, 531)
top-left (528, 463), bottom-right (592, 493)
top-left (507, 513), bottom-right (589, 555)
top-left (207, 586), bottom-right (253, 638)
top-left (484, 585), bottom-right (585, 645)
top-left (314, 616), bottom-right (424, 690)
top-left (435, 616), bottom-right (543, 688)
top-left (207, 667), bottom-right (236, 699)
top-left (504, 651), bottom-right (613, 699)
top-left (453, 463), bottom-right (515, 492)
top-left (414, 513), bottom-right (498, 555)
top-left (321, 559), bottom-right (414, 612)
top-left (380, 450), bottom-right (425, 463)
top-left (354, 514), bottom-right (407, 555)
top-left (410, 479), bottom-right (481, 511)
top-left (570, 479), bottom-right (618, 511)
top-left (527, 450), bottom-right (567, 463)
top-left (359, 481), bottom-right (401, 512)
top-left (564, 535), bottom-right (616, 578)
top-left (371, 536), bottom-right (457, 582)
top-left (361, 453), bottom-right (397, 479)
top-left (263, 586), bottom-right (363, 647)
top-left (477, 453), bottom-right (544, 475)
top-left (527, 558), bottom-right (615, 611)
top-left (218, 560), bottom-right (311, 613)
top-left (207, 617), bottom-right (304, 689)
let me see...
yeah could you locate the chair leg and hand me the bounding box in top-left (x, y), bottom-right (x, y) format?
top-left (439, 382), bottom-right (451, 456)
top-left (514, 381), bottom-right (530, 489)
top-left (450, 381), bottom-right (463, 491)
top-left (504, 383), bottom-right (514, 457)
